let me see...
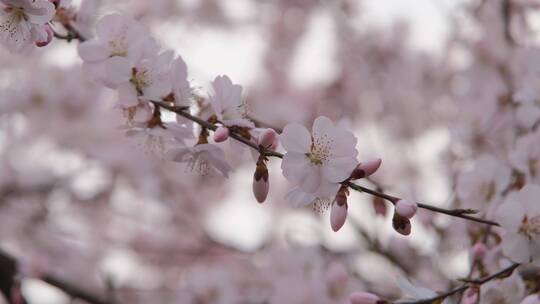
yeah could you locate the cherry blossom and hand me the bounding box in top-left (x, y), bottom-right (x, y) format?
top-left (0, 0), bottom-right (55, 51)
top-left (456, 154), bottom-right (511, 211)
top-left (281, 116), bottom-right (358, 205)
top-left (495, 185), bottom-right (540, 265)
top-left (166, 143), bottom-right (232, 177)
top-left (209, 75), bottom-right (253, 128)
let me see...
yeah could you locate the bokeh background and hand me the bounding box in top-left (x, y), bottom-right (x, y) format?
top-left (1, 0), bottom-right (539, 303)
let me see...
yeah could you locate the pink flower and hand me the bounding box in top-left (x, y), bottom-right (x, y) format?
top-left (209, 75), bottom-right (253, 128)
top-left (281, 116), bottom-right (358, 205)
top-left (166, 143), bottom-right (232, 177)
top-left (0, 0), bottom-right (56, 51)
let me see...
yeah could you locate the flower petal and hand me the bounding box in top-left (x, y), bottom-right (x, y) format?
top-left (281, 152), bottom-right (310, 183)
top-left (281, 123), bottom-right (311, 153)
top-left (322, 156), bottom-right (358, 183)
top-left (501, 233), bottom-right (531, 263)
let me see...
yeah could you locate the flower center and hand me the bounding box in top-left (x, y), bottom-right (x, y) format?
top-left (130, 68), bottom-right (152, 95)
top-left (109, 38), bottom-right (128, 57)
top-left (0, 7), bottom-right (25, 39)
top-left (519, 215), bottom-right (540, 240)
top-left (305, 135), bottom-right (332, 166)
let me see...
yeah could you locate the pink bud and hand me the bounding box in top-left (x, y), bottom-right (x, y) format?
top-left (252, 176), bottom-right (269, 203)
top-left (258, 128), bottom-right (278, 150)
top-left (213, 126), bottom-right (230, 143)
top-left (331, 201), bottom-right (348, 232)
top-left (36, 25), bottom-right (54, 48)
top-left (471, 242), bottom-right (487, 262)
top-left (349, 292), bottom-right (380, 304)
top-left (393, 213), bottom-right (411, 236)
top-left (395, 199), bottom-right (418, 219)
top-left (521, 294), bottom-right (540, 304)
top-left (350, 159), bottom-right (382, 179)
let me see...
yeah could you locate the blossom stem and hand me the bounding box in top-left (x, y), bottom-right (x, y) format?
top-left (151, 100), bottom-right (501, 226)
top-left (397, 263), bottom-right (520, 304)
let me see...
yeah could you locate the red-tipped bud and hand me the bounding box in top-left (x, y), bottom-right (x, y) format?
top-left (392, 213), bottom-right (411, 236)
top-left (253, 161), bottom-right (269, 203)
top-left (395, 199), bottom-right (417, 219)
top-left (471, 242), bottom-right (487, 262)
top-left (350, 159), bottom-right (382, 179)
top-left (349, 292), bottom-right (381, 304)
top-left (213, 126), bottom-right (230, 143)
top-left (331, 201), bottom-right (348, 232)
top-left (36, 25), bottom-right (54, 48)
top-left (257, 128), bottom-right (279, 150)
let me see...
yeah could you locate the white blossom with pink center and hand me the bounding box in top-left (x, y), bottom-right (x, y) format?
top-left (281, 116), bottom-right (358, 208)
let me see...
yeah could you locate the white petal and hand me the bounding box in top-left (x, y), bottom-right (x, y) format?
top-left (25, 1), bottom-right (55, 24)
top-left (496, 200), bottom-right (525, 232)
top-left (280, 123), bottom-right (311, 153)
top-left (519, 184), bottom-right (540, 216)
top-left (104, 56), bottom-right (132, 85)
top-left (298, 165), bottom-right (322, 194)
top-left (78, 41), bottom-right (110, 62)
top-left (281, 152), bottom-right (310, 183)
top-left (165, 147), bottom-right (191, 162)
top-left (501, 233), bottom-right (531, 263)
top-left (117, 84), bottom-right (139, 107)
top-left (315, 180), bottom-right (340, 199)
top-left (322, 157), bottom-right (358, 182)
top-left (285, 187), bottom-right (316, 208)
top-left (312, 116), bottom-right (334, 137)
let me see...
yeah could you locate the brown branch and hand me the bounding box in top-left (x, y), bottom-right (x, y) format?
top-left (0, 249), bottom-right (115, 304)
top-left (396, 263), bottom-right (520, 304)
top-left (151, 100), bottom-right (501, 227)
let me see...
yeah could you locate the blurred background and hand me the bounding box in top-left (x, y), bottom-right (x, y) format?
top-left (0, 0), bottom-right (539, 303)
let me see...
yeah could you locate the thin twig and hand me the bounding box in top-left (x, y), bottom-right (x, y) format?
top-left (150, 100), bottom-right (501, 226)
top-left (396, 263), bottom-right (519, 304)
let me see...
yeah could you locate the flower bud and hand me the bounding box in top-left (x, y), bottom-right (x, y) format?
top-left (331, 201), bottom-right (348, 232)
top-left (350, 159), bottom-right (382, 179)
top-left (213, 126), bottom-right (230, 143)
top-left (395, 199), bottom-right (417, 219)
top-left (36, 25), bottom-right (54, 48)
top-left (258, 128), bottom-right (278, 150)
top-left (392, 213), bottom-right (411, 236)
top-left (349, 292), bottom-right (381, 304)
top-left (471, 242), bottom-right (487, 262)
top-left (521, 294), bottom-right (540, 304)
top-left (253, 162), bottom-right (269, 203)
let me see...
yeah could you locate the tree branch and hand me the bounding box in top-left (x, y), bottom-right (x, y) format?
top-left (151, 100), bottom-right (501, 227)
top-left (0, 249), bottom-right (115, 304)
top-left (396, 263), bottom-right (520, 304)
